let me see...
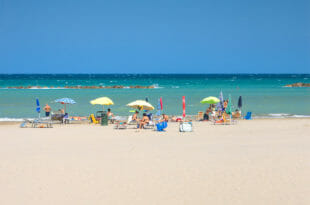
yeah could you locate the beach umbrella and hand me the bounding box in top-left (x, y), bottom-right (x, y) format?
top-left (238, 96), bottom-right (242, 109)
top-left (217, 91), bottom-right (224, 111)
top-left (200, 96), bottom-right (220, 104)
top-left (90, 97), bottom-right (114, 110)
top-left (55, 98), bottom-right (76, 113)
top-left (127, 100), bottom-right (154, 111)
top-left (182, 96), bottom-right (186, 118)
top-left (156, 98), bottom-right (161, 116)
top-left (226, 95), bottom-right (232, 115)
top-left (36, 98), bottom-right (40, 118)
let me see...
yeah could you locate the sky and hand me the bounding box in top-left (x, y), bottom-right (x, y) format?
top-left (0, 0), bottom-right (309, 74)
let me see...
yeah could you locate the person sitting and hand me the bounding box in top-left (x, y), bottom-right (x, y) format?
top-left (232, 109), bottom-right (241, 119)
top-left (160, 114), bottom-right (169, 122)
top-left (203, 110), bottom-right (210, 121)
top-left (139, 113), bottom-right (149, 129)
top-left (132, 111), bottom-right (139, 121)
top-left (59, 109), bottom-right (65, 115)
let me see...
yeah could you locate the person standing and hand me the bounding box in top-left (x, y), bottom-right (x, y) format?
top-left (44, 104), bottom-right (51, 117)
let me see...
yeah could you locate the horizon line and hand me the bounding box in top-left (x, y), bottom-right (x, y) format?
top-left (0, 73), bottom-right (309, 75)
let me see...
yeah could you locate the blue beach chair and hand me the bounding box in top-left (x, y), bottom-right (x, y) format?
top-left (244, 112), bottom-right (252, 120)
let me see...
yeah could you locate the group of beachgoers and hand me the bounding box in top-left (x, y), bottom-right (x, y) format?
top-left (40, 97), bottom-right (243, 129)
top-left (130, 110), bottom-right (169, 129)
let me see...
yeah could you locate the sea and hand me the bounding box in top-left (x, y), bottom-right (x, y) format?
top-left (0, 74), bottom-right (309, 121)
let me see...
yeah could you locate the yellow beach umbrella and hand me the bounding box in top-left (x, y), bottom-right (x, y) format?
top-left (127, 100), bottom-right (154, 111)
top-left (90, 97), bottom-right (114, 110)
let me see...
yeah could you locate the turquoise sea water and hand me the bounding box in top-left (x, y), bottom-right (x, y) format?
top-left (0, 74), bottom-right (309, 120)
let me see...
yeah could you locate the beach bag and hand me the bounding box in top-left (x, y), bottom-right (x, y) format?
top-left (156, 121), bottom-right (167, 131)
top-left (179, 122), bottom-right (192, 132)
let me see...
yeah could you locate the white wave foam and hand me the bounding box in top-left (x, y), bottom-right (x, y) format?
top-left (256, 113), bottom-right (310, 119)
top-left (0, 118), bottom-right (25, 122)
top-left (152, 84), bottom-right (163, 89)
top-left (268, 113), bottom-right (290, 117)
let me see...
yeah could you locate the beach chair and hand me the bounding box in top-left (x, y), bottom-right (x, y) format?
top-left (214, 114), bottom-right (232, 125)
top-left (244, 112), bottom-right (252, 120)
top-left (114, 121), bottom-right (127, 129)
top-left (144, 113), bottom-right (155, 129)
top-left (30, 117), bottom-right (53, 128)
top-left (62, 113), bottom-right (70, 124)
top-left (126, 116), bottom-right (138, 128)
top-left (196, 111), bottom-right (204, 121)
top-left (89, 114), bottom-right (100, 124)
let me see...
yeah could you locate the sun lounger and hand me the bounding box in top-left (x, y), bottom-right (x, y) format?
top-left (114, 121), bottom-right (128, 129)
top-left (21, 118), bottom-right (53, 128)
top-left (196, 111), bottom-right (204, 121)
top-left (214, 114), bottom-right (236, 125)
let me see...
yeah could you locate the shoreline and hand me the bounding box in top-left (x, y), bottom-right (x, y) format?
top-left (1, 117), bottom-right (309, 125)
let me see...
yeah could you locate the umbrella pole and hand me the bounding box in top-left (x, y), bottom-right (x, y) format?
top-left (64, 104), bottom-right (66, 114)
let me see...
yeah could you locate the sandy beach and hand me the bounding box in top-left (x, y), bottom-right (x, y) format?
top-left (0, 118), bottom-right (309, 204)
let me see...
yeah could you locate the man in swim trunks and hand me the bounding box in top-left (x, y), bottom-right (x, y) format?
top-left (44, 104), bottom-right (51, 117)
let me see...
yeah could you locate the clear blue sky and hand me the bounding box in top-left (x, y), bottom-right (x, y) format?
top-left (0, 0), bottom-right (309, 73)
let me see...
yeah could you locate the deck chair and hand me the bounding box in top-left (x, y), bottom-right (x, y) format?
top-left (144, 113), bottom-right (155, 129)
top-left (126, 116), bottom-right (138, 128)
top-left (28, 117), bottom-right (53, 128)
top-left (244, 112), bottom-right (252, 120)
top-left (89, 114), bottom-right (100, 124)
top-left (196, 111), bottom-right (204, 121)
top-left (62, 113), bottom-right (70, 124)
top-left (114, 121), bottom-right (127, 129)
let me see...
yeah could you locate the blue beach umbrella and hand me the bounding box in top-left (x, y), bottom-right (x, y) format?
top-left (36, 98), bottom-right (41, 118)
top-left (55, 98), bottom-right (76, 113)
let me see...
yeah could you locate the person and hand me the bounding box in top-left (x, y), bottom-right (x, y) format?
top-left (223, 99), bottom-right (228, 111)
top-left (160, 114), bottom-right (169, 122)
top-left (232, 109), bottom-right (241, 119)
top-left (203, 109), bottom-right (209, 121)
top-left (44, 104), bottom-right (51, 117)
top-left (59, 109), bottom-right (65, 115)
top-left (132, 111), bottom-right (139, 121)
top-left (107, 108), bottom-right (115, 123)
top-left (107, 108), bottom-right (114, 117)
top-left (139, 113), bottom-right (149, 129)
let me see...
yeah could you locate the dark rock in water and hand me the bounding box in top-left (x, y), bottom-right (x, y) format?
top-left (285, 83), bottom-right (310, 87)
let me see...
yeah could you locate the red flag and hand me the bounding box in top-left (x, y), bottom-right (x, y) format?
top-left (160, 97), bottom-right (163, 110)
top-left (182, 96), bottom-right (186, 118)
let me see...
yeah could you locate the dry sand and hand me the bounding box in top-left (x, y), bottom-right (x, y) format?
top-left (0, 119), bottom-right (309, 205)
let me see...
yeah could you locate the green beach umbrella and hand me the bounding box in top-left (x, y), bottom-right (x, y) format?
top-left (226, 95), bottom-right (232, 115)
top-left (200, 96), bottom-right (220, 104)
